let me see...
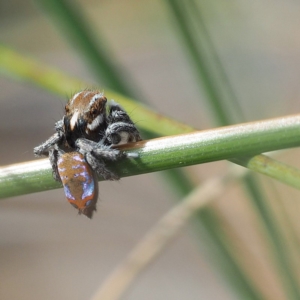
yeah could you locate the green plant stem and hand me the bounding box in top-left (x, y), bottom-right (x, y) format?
top-left (231, 154), bottom-right (300, 188)
top-left (1, 114), bottom-right (300, 199)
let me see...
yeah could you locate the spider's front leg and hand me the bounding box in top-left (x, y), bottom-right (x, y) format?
top-left (104, 101), bottom-right (142, 146)
top-left (33, 132), bottom-right (62, 157)
top-left (33, 119), bottom-right (65, 157)
top-left (34, 119), bottom-right (65, 181)
top-left (75, 138), bottom-right (126, 181)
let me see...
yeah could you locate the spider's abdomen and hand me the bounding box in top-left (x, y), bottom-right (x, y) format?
top-left (57, 152), bottom-right (99, 218)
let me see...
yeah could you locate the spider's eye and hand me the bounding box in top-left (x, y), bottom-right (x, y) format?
top-left (65, 105), bottom-right (70, 113)
top-left (91, 108), bottom-right (98, 116)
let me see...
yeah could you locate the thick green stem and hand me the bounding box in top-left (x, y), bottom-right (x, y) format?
top-left (1, 114), bottom-right (300, 199)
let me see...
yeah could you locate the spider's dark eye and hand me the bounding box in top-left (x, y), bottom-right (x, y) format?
top-left (91, 108), bottom-right (98, 116)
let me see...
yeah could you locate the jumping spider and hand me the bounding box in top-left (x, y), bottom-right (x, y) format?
top-left (34, 90), bottom-right (141, 218)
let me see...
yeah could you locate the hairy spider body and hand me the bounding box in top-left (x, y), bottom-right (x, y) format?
top-left (34, 90), bottom-right (141, 218)
top-left (57, 151), bottom-right (98, 218)
top-left (64, 91), bottom-right (108, 147)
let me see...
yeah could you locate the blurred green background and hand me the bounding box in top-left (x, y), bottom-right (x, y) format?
top-left (1, 1), bottom-right (300, 299)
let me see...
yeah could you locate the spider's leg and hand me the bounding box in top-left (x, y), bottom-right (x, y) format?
top-left (76, 138), bottom-right (125, 160)
top-left (75, 138), bottom-right (124, 180)
top-left (85, 151), bottom-right (119, 181)
top-left (105, 102), bottom-right (141, 145)
top-left (105, 122), bottom-right (141, 145)
top-left (33, 132), bottom-right (63, 157)
top-left (49, 148), bottom-right (62, 182)
top-left (34, 119), bottom-right (65, 156)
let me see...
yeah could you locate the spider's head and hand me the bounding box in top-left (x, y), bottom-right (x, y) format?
top-left (63, 91), bottom-right (107, 147)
